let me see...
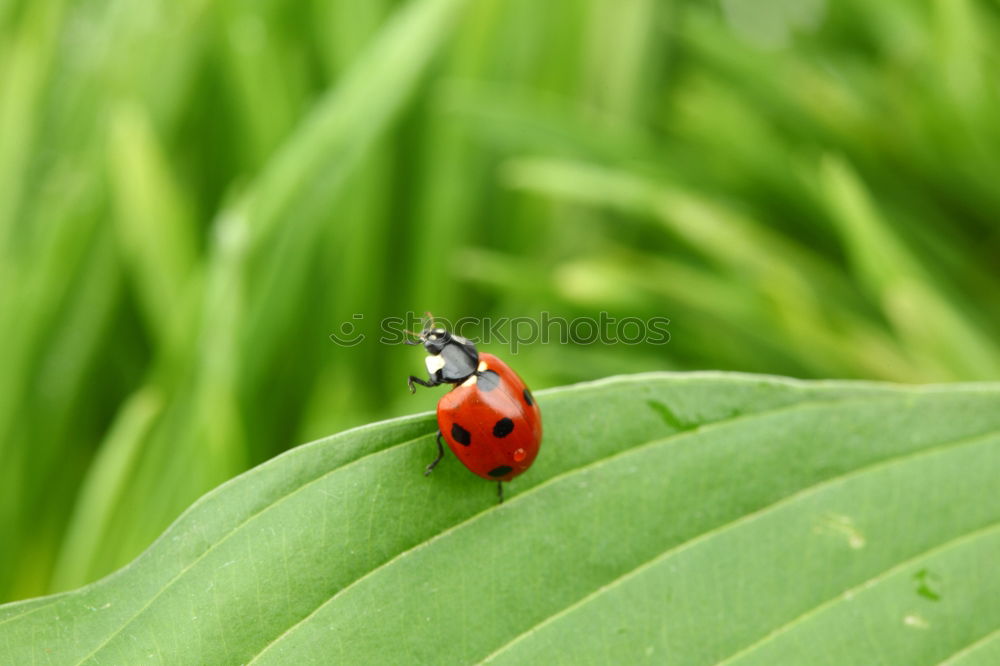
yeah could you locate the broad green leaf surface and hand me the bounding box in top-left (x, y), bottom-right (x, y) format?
top-left (2, 373), bottom-right (999, 665)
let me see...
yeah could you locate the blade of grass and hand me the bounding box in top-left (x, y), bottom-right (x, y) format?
top-left (239, 0), bottom-right (474, 392)
top-left (50, 388), bottom-right (164, 591)
top-left (107, 102), bottom-right (198, 350)
top-left (820, 154), bottom-right (1000, 380)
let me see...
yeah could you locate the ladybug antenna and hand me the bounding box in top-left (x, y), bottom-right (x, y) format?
top-left (422, 311), bottom-right (435, 334)
top-left (403, 327), bottom-right (422, 345)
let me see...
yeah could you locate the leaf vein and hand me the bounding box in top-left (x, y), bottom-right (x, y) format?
top-left (246, 393), bottom-right (910, 663)
top-left (0, 597), bottom-right (67, 628)
top-left (936, 624), bottom-right (1000, 666)
top-left (478, 427), bottom-right (1000, 664)
top-left (70, 430), bottom-right (434, 665)
top-left (715, 520), bottom-right (1000, 666)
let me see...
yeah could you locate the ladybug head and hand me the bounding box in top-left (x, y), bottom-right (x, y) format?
top-left (404, 313), bottom-right (453, 355)
top-left (420, 327), bottom-right (452, 355)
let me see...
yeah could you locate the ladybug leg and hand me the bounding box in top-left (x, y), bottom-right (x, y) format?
top-left (424, 430), bottom-right (445, 476)
top-left (408, 375), bottom-right (439, 394)
top-left (497, 481), bottom-right (504, 504)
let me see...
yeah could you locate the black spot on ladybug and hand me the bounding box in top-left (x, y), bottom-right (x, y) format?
top-left (492, 417), bottom-right (515, 438)
top-left (477, 370), bottom-right (500, 391)
top-left (488, 465), bottom-right (513, 478)
top-left (451, 423), bottom-right (471, 446)
top-left (523, 388), bottom-right (534, 407)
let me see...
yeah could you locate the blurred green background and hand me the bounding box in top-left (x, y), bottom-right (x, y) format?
top-left (2, 0), bottom-right (999, 603)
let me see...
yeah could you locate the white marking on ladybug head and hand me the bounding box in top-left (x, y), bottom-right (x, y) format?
top-left (425, 354), bottom-right (446, 375)
top-left (477, 361), bottom-right (487, 372)
top-left (462, 374), bottom-right (478, 387)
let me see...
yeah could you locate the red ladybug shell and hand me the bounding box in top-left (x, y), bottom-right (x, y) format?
top-left (436, 353), bottom-right (542, 482)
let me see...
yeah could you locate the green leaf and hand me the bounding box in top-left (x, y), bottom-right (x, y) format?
top-left (2, 373), bottom-right (999, 664)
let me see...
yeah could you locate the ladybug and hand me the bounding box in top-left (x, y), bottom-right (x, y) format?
top-left (406, 317), bottom-right (542, 503)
